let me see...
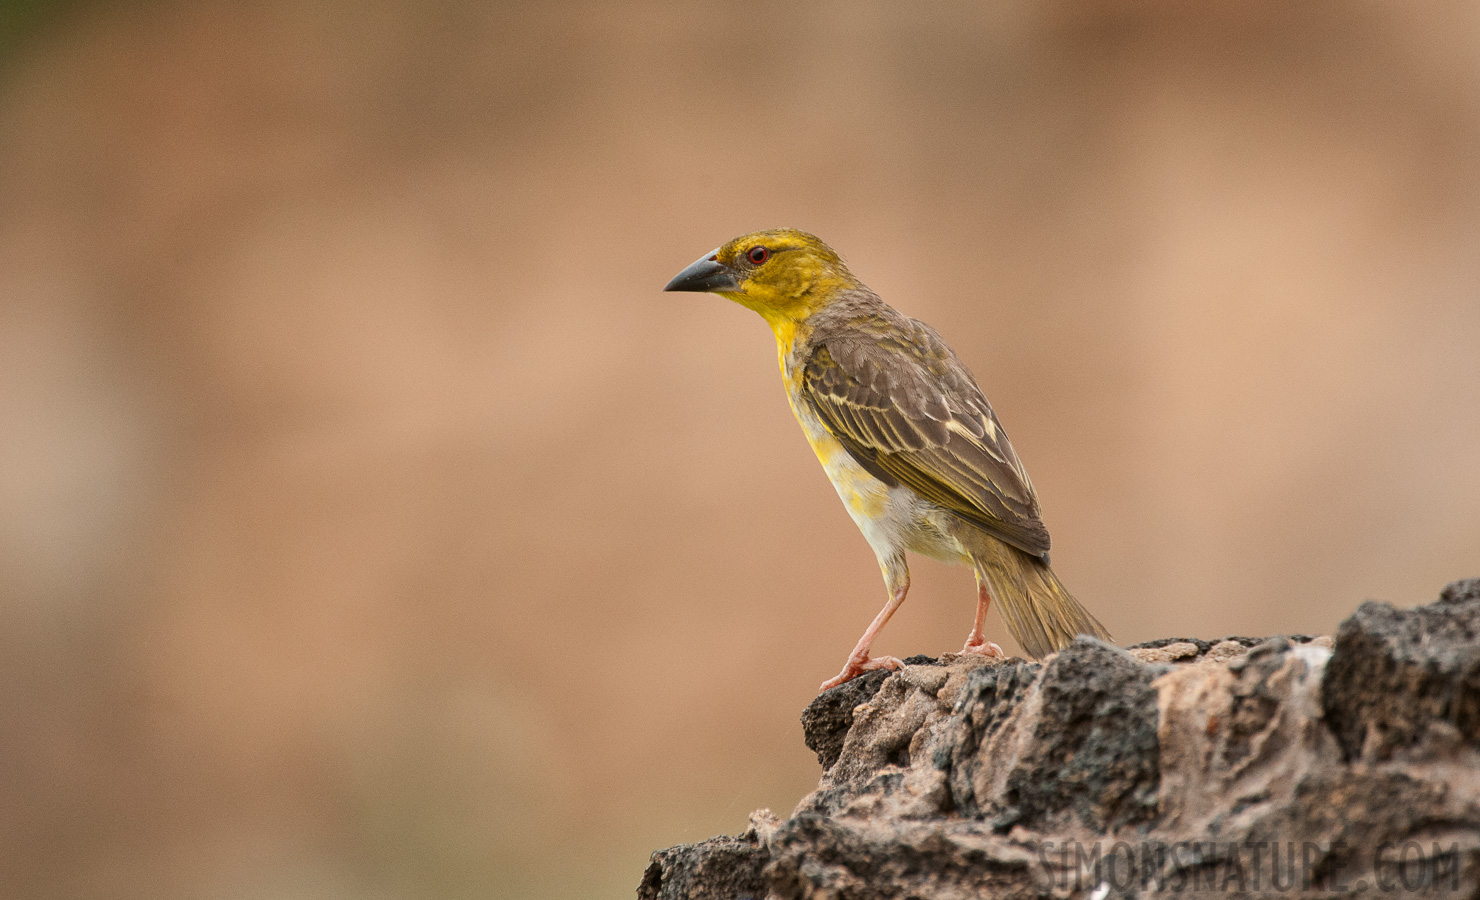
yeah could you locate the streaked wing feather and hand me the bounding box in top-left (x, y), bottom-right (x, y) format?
top-left (803, 327), bottom-right (1051, 557)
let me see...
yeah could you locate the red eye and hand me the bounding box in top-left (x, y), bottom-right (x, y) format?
top-left (748, 246), bottom-right (770, 265)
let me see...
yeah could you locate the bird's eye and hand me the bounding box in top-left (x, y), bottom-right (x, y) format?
top-left (748, 246), bottom-right (770, 265)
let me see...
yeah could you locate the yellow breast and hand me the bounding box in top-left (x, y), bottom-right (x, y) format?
top-left (768, 319), bottom-right (889, 522)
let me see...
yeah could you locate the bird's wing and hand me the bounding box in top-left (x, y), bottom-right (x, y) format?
top-left (801, 320), bottom-right (1051, 557)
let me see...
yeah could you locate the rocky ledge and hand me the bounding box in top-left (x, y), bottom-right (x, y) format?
top-left (640, 579), bottom-right (1480, 898)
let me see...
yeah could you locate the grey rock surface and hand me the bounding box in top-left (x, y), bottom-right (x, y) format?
top-left (640, 581), bottom-right (1480, 899)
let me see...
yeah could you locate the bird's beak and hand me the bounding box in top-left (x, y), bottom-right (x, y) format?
top-left (664, 250), bottom-right (740, 293)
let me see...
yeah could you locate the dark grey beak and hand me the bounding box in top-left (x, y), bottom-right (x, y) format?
top-left (664, 250), bottom-right (740, 293)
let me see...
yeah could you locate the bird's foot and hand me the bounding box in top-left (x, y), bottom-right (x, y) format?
top-left (960, 637), bottom-right (1005, 659)
top-left (820, 654), bottom-right (904, 691)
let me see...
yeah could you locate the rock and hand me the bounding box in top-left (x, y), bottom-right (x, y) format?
top-left (1440, 577), bottom-right (1480, 606)
top-left (800, 669), bottom-right (890, 770)
top-left (1322, 585), bottom-right (1480, 761)
top-left (765, 815), bottom-right (1040, 900)
top-left (638, 816), bottom-right (774, 900)
top-left (1202, 639), bottom-right (1251, 664)
top-left (641, 579), bottom-right (1480, 899)
top-left (1129, 640), bottom-right (1200, 664)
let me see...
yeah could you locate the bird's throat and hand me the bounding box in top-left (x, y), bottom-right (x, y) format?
top-left (766, 317), bottom-right (811, 388)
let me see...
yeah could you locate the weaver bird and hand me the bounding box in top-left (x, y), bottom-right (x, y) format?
top-left (665, 229), bottom-right (1110, 690)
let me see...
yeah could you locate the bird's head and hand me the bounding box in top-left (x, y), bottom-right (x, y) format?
top-left (664, 229), bottom-right (859, 327)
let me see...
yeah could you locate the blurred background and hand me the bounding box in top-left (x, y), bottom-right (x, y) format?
top-left (2, 1), bottom-right (1479, 897)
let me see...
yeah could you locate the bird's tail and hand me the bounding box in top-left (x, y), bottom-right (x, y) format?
top-left (971, 539), bottom-right (1111, 659)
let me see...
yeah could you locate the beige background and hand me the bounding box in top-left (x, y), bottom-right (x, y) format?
top-left (2, 2), bottom-right (1478, 898)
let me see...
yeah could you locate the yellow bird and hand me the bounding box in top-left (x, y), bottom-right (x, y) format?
top-left (666, 229), bottom-right (1111, 690)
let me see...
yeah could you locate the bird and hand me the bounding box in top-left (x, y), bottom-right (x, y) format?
top-left (665, 229), bottom-right (1111, 691)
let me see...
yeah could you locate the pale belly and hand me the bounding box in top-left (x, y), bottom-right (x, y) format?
top-left (788, 392), bottom-right (971, 566)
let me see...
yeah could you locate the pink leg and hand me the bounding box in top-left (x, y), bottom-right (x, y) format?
top-left (821, 556), bottom-right (909, 691)
top-left (961, 573), bottom-right (1005, 658)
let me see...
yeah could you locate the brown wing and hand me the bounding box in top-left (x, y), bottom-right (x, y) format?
top-left (801, 320), bottom-right (1051, 557)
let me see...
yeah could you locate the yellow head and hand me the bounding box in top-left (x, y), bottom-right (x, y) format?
top-left (664, 229), bottom-right (860, 328)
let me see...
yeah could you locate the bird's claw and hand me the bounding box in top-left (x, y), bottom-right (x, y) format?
top-left (960, 638), bottom-right (1005, 659)
top-left (820, 654), bottom-right (904, 691)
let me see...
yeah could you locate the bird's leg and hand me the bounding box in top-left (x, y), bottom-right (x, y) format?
top-left (820, 555), bottom-right (909, 691)
top-left (961, 571), bottom-right (1005, 658)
